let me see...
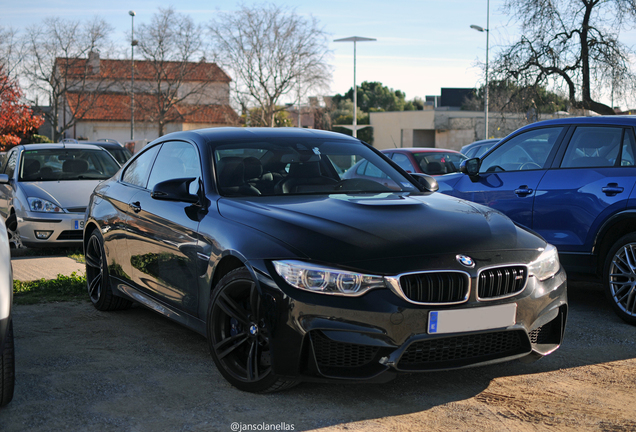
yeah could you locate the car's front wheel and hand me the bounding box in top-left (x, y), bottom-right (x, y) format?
top-left (85, 229), bottom-right (131, 311)
top-left (5, 214), bottom-right (21, 249)
top-left (0, 320), bottom-right (15, 407)
top-left (207, 268), bottom-right (298, 393)
top-left (604, 233), bottom-right (636, 324)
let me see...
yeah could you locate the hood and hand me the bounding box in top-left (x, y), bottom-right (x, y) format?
top-left (18, 180), bottom-right (102, 209)
top-left (217, 192), bottom-right (546, 267)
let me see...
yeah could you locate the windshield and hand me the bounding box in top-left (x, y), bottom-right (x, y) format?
top-left (213, 139), bottom-right (420, 197)
top-left (19, 148), bottom-right (120, 181)
top-left (107, 147), bottom-right (133, 164)
top-left (411, 152), bottom-right (466, 175)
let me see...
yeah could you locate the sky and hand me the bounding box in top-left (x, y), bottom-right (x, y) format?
top-left (2, 0), bottom-right (636, 108)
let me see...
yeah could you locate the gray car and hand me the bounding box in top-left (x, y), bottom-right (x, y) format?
top-left (0, 217), bottom-right (14, 407)
top-left (0, 143), bottom-right (120, 248)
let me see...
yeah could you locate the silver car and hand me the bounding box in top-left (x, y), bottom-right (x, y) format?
top-left (0, 217), bottom-right (14, 407)
top-left (0, 143), bottom-right (120, 248)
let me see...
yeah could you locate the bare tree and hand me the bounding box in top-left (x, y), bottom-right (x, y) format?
top-left (492, 0), bottom-right (636, 115)
top-left (22, 17), bottom-right (114, 141)
top-left (0, 26), bottom-right (25, 82)
top-left (134, 7), bottom-right (236, 136)
top-left (208, 3), bottom-right (331, 127)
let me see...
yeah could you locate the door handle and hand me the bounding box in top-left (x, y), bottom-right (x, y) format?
top-left (514, 185), bottom-right (533, 197)
top-left (602, 183), bottom-right (624, 196)
top-left (129, 201), bottom-right (141, 213)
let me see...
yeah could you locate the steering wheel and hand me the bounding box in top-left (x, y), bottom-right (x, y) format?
top-left (519, 162), bottom-right (541, 171)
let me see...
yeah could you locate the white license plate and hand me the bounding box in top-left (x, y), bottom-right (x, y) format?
top-left (428, 303), bottom-right (517, 334)
top-left (74, 220), bottom-right (84, 230)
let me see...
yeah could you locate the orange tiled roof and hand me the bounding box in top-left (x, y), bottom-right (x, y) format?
top-left (66, 92), bottom-right (239, 124)
top-left (55, 57), bottom-right (232, 83)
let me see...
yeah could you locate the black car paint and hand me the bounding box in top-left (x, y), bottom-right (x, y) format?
top-left (85, 128), bottom-right (567, 384)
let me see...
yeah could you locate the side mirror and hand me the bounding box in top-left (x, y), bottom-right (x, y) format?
top-left (460, 158), bottom-right (480, 177)
top-left (410, 173), bottom-right (439, 192)
top-left (0, 174), bottom-right (8, 185)
top-left (151, 177), bottom-right (199, 203)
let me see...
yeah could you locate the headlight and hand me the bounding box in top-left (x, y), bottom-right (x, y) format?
top-left (273, 260), bottom-right (386, 296)
top-left (528, 244), bottom-right (560, 281)
top-left (27, 197), bottom-right (63, 213)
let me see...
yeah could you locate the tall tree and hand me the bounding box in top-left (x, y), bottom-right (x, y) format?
top-left (462, 81), bottom-right (569, 115)
top-left (134, 7), bottom-right (233, 136)
top-left (22, 16), bottom-right (114, 141)
top-left (0, 26), bottom-right (24, 81)
top-left (0, 66), bottom-right (44, 150)
top-left (208, 3), bottom-right (331, 127)
top-left (492, 0), bottom-right (636, 115)
top-left (335, 81), bottom-right (417, 113)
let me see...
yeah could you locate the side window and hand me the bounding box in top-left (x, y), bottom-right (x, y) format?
top-left (363, 161), bottom-right (387, 179)
top-left (391, 153), bottom-right (415, 172)
top-left (121, 145), bottom-right (161, 188)
top-left (147, 141), bottom-right (201, 194)
top-left (621, 131), bottom-right (636, 166)
top-left (561, 127), bottom-right (623, 168)
top-left (3, 151), bottom-right (17, 178)
top-left (480, 127), bottom-right (564, 173)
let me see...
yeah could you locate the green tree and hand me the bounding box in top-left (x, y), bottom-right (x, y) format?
top-left (333, 81), bottom-right (417, 113)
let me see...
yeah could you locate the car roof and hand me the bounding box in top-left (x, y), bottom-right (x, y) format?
top-left (155, 127), bottom-right (361, 147)
top-left (515, 115), bottom-right (636, 131)
top-left (18, 143), bottom-right (112, 151)
top-left (382, 148), bottom-right (461, 153)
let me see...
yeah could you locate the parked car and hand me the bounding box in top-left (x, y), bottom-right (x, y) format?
top-left (84, 127), bottom-right (567, 393)
top-left (460, 138), bottom-right (500, 159)
top-left (381, 148), bottom-right (467, 175)
top-left (0, 143), bottom-right (121, 248)
top-left (436, 116), bottom-right (636, 324)
top-left (62, 138), bottom-right (133, 165)
top-left (0, 217), bottom-right (14, 407)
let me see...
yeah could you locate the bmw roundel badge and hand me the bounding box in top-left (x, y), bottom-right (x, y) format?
top-left (456, 254), bottom-right (475, 268)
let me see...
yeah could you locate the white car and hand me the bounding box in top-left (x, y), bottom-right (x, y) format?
top-left (0, 143), bottom-right (120, 248)
top-left (0, 217), bottom-right (14, 406)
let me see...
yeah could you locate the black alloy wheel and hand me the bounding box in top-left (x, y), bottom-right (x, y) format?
top-left (5, 214), bottom-right (21, 249)
top-left (604, 233), bottom-right (636, 325)
top-left (85, 230), bottom-right (131, 311)
top-left (208, 267), bottom-right (297, 393)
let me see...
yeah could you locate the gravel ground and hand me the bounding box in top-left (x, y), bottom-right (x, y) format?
top-left (0, 280), bottom-right (635, 432)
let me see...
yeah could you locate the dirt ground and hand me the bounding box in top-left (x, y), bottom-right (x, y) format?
top-left (0, 280), bottom-right (635, 432)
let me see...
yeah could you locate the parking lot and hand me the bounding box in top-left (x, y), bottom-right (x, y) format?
top-left (0, 277), bottom-right (634, 431)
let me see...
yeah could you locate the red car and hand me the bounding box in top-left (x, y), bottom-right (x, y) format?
top-left (381, 148), bottom-right (467, 175)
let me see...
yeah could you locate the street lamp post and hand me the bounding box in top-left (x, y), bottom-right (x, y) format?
top-left (129, 10), bottom-right (137, 141)
top-left (334, 36), bottom-right (376, 138)
top-left (471, 0), bottom-right (490, 140)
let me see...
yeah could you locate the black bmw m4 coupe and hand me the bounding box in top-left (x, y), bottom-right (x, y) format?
top-left (83, 127), bottom-right (567, 392)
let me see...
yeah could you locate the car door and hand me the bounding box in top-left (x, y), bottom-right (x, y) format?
top-left (125, 140), bottom-right (203, 316)
top-left (533, 125), bottom-right (636, 253)
top-left (448, 126), bottom-right (567, 228)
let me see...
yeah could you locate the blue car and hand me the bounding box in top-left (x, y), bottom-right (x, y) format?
top-left (437, 116), bottom-right (636, 324)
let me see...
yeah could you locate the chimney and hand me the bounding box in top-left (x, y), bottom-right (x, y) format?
top-left (88, 51), bottom-right (100, 74)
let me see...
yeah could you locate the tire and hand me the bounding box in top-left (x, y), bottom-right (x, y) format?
top-left (604, 233), bottom-right (636, 325)
top-left (0, 320), bottom-right (15, 407)
top-left (207, 268), bottom-right (298, 393)
top-left (5, 214), bottom-right (22, 249)
top-left (85, 229), bottom-right (131, 311)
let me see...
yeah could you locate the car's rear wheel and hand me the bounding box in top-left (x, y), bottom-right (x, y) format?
top-left (0, 320), bottom-right (15, 407)
top-left (604, 233), bottom-right (636, 325)
top-left (207, 268), bottom-right (298, 393)
top-left (5, 214), bottom-right (22, 249)
top-left (85, 229), bottom-right (131, 311)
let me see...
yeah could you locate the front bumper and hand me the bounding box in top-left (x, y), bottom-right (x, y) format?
top-left (253, 262), bottom-right (567, 383)
top-left (16, 211), bottom-right (85, 247)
